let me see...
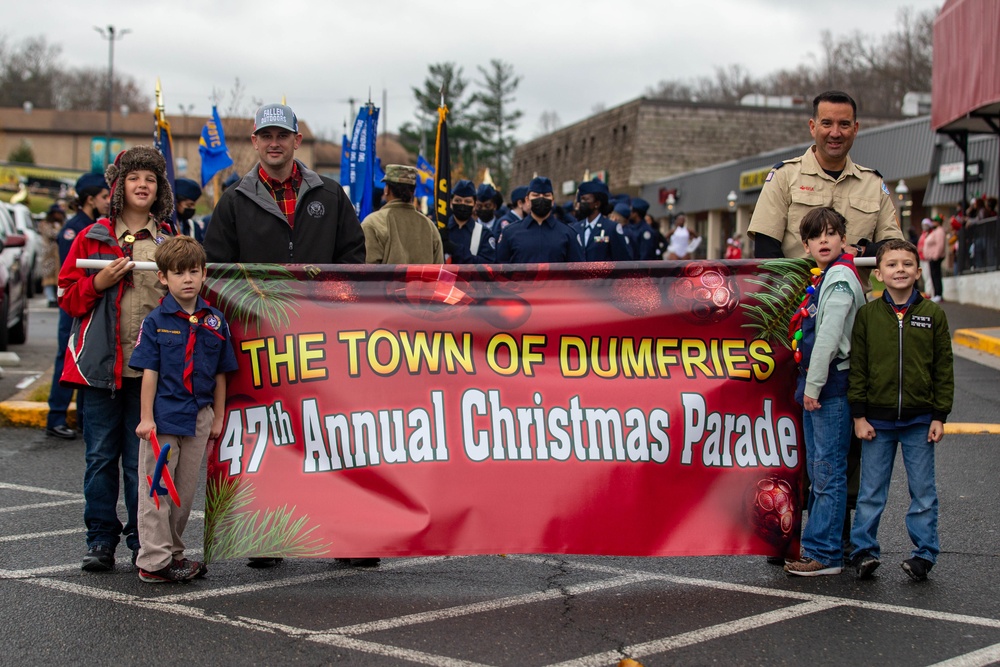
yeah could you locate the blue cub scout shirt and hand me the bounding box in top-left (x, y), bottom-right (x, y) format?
top-left (129, 293), bottom-right (239, 436)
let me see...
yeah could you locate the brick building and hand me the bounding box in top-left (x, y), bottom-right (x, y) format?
top-left (512, 97), bottom-right (894, 199)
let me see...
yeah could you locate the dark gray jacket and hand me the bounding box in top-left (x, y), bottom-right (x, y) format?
top-left (204, 160), bottom-right (365, 264)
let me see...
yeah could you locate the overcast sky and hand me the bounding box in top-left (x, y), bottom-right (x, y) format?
top-left (14, 0), bottom-right (941, 143)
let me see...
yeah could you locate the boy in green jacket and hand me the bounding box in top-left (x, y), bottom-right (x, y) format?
top-left (848, 239), bottom-right (954, 581)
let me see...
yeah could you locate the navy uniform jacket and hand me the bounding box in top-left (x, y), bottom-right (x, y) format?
top-left (571, 215), bottom-right (632, 261)
top-left (129, 293), bottom-right (239, 436)
top-left (624, 220), bottom-right (658, 260)
top-left (497, 215), bottom-right (585, 263)
top-left (489, 210), bottom-right (521, 235)
top-left (58, 211), bottom-right (97, 265)
top-left (446, 217), bottom-right (497, 264)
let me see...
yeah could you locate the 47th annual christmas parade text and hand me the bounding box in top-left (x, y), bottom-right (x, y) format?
top-left (214, 328), bottom-right (800, 474)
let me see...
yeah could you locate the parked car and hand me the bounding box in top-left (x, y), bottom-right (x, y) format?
top-left (0, 204), bottom-right (29, 350)
top-left (3, 202), bottom-right (43, 297)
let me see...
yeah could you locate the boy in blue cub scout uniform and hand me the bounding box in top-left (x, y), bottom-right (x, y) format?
top-left (496, 177), bottom-right (585, 263)
top-left (571, 180), bottom-right (631, 261)
top-left (130, 235), bottom-right (239, 583)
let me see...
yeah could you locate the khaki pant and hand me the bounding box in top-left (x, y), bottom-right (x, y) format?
top-left (136, 405), bottom-right (214, 572)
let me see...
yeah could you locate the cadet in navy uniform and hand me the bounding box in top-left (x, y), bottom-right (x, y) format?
top-left (490, 185), bottom-right (528, 234)
top-left (571, 181), bottom-right (631, 261)
top-left (497, 177), bottom-right (585, 263)
top-left (474, 183), bottom-right (500, 231)
top-left (625, 197), bottom-right (659, 260)
top-left (173, 178), bottom-right (207, 243)
top-left (445, 180), bottom-right (496, 263)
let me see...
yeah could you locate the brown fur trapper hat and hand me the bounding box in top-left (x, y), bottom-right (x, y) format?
top-left (104, 146), bottom-right (174, 221)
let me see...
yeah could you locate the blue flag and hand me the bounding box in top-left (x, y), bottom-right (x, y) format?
top-left (374, 157), bottom-right (386, 188)
top-left (348, 105), bottom-right (379, 221)
top-left (198, 106), bottom-right (234, 187)
top-left (339, 134), bottom-right (350, 190)
top-left (153, 105), bottom-right (177, 230)
top-left (415, 154), bottom-right (434, 199)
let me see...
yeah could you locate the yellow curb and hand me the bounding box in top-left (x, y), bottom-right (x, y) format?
top-left (0, 401), bottom-right (49, 428)
top-left (945, 422), bottom-right (1000, 435)
top-left (0, 400), bottom-right (76, 429)
top-left (954, 329), bottom-right (1000, 357)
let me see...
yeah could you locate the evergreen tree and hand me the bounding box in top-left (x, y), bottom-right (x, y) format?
top-left (474, 59), bottom-right (523, 193)
top-left (398, 62), bottom-right (482, 177)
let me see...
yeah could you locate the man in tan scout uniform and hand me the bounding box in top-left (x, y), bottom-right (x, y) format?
top-left (749, 90), bottom-right (902, 265)
top-left (361, 164), bottom-right (443, 264)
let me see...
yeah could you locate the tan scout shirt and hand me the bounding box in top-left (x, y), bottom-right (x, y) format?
top-left (361, 200), bottom-right (444, 264)
top-left (748, 146), bottom-right (902, 259)
top-left (114, 217), bottom-right (168, 378)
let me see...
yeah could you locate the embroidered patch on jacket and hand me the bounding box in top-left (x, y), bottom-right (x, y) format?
top-left (307, 202), bottom-right (325, 218)
top-left (910, 315), bottom-right (932, 329)
top-left (205, 314), bottom-right (221, 330)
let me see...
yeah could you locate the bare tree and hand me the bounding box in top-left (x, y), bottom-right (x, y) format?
top-left (645, 6), bottom-right (937, 115)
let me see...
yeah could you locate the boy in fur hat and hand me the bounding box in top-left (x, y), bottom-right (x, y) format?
top-left (58, 146), bottom-right (176, 574)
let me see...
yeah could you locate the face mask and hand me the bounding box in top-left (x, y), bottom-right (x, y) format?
top-left (177, 208), bottom-right (196, 221)
top-left (576, 202), bottom-right (593, 220)
top-left (478, 208), bottom-right (495, 222)
top-left (530, 198), bottom-right (553, 218)
top-left (452, 204), bottom-right (474, 221)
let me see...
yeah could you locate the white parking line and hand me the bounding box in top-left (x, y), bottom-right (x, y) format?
top-left (5, 480), bottom-right (1000, 666)
top-left (546, 600), bottom-right (840, 667)
top-left (158, 556), bottom-right (448, 603)
top-left (926, 642), bottom-right (1000, 667)
top-left (0, 499), bottom-right (83, 513)
top-left (514, 556), bottom-right (1000, 631)
top-left (0, 482), bottom-right (81, 497)
top-left (0, 527), bottom-right (81, 542)
top-left (326, 573), bottom-right (651, 636)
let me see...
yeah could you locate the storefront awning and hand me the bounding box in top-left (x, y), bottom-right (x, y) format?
top-left (931, 0), bottom-right (1000, 135)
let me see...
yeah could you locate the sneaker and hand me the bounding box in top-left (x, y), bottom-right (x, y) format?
top-left (855, 554), bottom-right (881, 579)
top-left (81, 544), bottom-right (114, 572)
top-left (931, 295), bottom-right (943, 303)
top-left (784, 557), bottom-right (842, 577)
top-left (901, 557), bottom-right (934, 581)
top-left (177, 558), bottom-right (207, 578)
top-left (138, 560), bottom-right (199, 583)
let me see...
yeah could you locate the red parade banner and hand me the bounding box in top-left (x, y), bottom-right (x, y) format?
top-left (203, 260), bottom-right (813, 562)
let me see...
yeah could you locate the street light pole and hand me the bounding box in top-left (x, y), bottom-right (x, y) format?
top-left (94, 25), bottom-right (130, 169)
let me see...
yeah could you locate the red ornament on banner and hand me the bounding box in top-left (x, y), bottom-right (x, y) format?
top-left (610, 274), bottom-right (662, 316)
top-left (668, 262), bottom-right (740, 324)
top-left (746, 477), bottom-right (797, 549)
top-left (476, 295), bottom-right (532, 328)
top-left (310, 279), bottom-right (359, 307)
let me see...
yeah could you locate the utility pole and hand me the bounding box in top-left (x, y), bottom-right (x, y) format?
top-left (94, 25), bottom-right (130, 169)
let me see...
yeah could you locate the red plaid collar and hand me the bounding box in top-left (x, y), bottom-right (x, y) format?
top-left (258, 162), bottom-right (302, 227)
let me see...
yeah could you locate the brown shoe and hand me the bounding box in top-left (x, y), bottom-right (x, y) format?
top-left (784, 557), bottom-right (842, 577)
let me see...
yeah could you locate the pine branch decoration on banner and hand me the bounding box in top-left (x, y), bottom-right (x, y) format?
top-left (740, 258), bottom-right (815, 350)
top-left (205, 264), bottom-right (299, 335)
top-left (204, 478), bottom-right (331, 562)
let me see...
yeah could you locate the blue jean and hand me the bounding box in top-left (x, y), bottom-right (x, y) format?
top-left (850, 423), bottom-right (939, 563)
top-left (800, 394), bottom-right (851, 567)
top-left (82, 378), bottom-right (142, 552)
top-left (46, 309), bottom-right (79, 430)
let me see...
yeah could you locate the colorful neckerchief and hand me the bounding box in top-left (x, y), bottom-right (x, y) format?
top-left (171, 308), bottom-right (225, 393)
top-left (787, 253), bottom-right (861, 363)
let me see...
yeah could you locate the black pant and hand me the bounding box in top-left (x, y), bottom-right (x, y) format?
top-left (930, 259), bottom-right (944, 298)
